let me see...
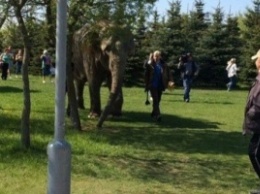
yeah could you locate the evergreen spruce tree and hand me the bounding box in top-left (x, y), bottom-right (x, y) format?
top-left (196, 6), bottom-right (227, 87)
top-left (179, 0), bottom-right (209, 86)
top-left (188, 0), bottom-right (208, 54)
top-left (240, 0), bottom-right (260, 85)
top-left (125, 6), bottom-right (148, 86)
top-left (223, 15), bottom-right (242, 85)
top-left (224, 15), bottom-right (242, 60)
top-left (158, 0), bottom-right (188, 84)
top-left (163, 0), bottom-right (185, 63)
top-left (146, 10), bottom-right (166, 53)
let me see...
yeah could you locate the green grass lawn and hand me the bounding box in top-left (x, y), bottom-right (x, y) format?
top-left (0, 76), bottom-right (255, 194)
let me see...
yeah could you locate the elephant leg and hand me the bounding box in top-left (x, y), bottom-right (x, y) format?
top-left (106, 73), bottom-right (123, 116)
top-left (75, 79), bottom-right (86, 109)
top-left (88, 82), bottom-right (101, 118)
top-left (110, 88), bottom-right (123, 116)
top-left (87, 66), bottom-right (106, 118)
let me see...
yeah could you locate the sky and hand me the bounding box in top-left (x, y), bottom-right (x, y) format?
top-left (154, 0), bottom-right (254, 17)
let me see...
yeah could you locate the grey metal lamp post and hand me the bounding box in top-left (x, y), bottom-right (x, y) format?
top-left (47, 1), bottom-right (71, 194)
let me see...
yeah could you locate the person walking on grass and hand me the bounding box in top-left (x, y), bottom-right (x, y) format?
top-left (15, 49), bottom-right (23, 78)
top-left (226, 58), bottom-right (239, 91)
top-left (0, 48), bottom-right (13, 80)
top-left (243, 49), bottom-right (260, 194)
top-left (6, 46), bottom-right (14, 79)
top-left (178, 52), bottom-right (199, 102)
top-left (49, 62), bottom-right (55, 83)
top-left (144, 50), bottom-right (174, 122)
top-left (40, 49), bottom-right (52, 83)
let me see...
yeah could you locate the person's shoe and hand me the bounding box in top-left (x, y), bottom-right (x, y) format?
top-left (42, 80), bottom-right (46, 84)
top-left (185, 99), bottom-right (189, 103)
top-left (250, 189), bottom-right (260, 194)
top-left (226, 83), bottom-right (231, 91)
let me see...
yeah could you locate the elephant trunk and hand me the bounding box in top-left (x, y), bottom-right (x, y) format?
top-left (97, 68), bottom-right (123, 128)
top-left (97, 92), bottom-right (118, 128)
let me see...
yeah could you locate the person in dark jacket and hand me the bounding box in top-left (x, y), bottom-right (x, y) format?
top-left (178, 53), bottom-right (199, 102)
top-left (144, 50), bottom-right (174, 122)
top-left (243, 49), bottom-right (260, 194)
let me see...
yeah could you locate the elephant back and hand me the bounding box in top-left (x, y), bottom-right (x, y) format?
top-left (72, 21), bottom-right (134, 80)
top-left (75, 21), bottom-right (134, 54)
top-left (72, 25), bottom-right (90, 81)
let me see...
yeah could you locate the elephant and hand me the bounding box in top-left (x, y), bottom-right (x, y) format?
top-left (72, 21), bottom-right (135, 128)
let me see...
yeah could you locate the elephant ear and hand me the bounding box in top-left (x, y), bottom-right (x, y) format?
top-left (101, 37), bottom-right (113, 52)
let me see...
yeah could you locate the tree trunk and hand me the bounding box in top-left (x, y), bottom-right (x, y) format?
top-left (14, 4), bottom-right (31, 148)
top-left (67, 34), bottom-right (81, 130)
top-left (46, 0), bottom-right (56, 48)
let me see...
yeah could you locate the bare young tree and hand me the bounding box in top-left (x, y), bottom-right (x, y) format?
top-left (9, 0), bottom-right (31, 148)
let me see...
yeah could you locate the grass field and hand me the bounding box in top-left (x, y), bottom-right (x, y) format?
top-left (0, 76), bottom-right (256, 194)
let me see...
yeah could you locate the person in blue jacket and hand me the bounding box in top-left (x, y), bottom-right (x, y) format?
top-left (144, 50), bottom-right (174, 122)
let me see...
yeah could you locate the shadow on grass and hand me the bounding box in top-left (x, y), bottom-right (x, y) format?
top-left (0, 135), bottom-right (47, 163)
top-left (163, 92), bottom-right (183, 96)
top-left (189, 100), bottom-right (233, 105)
top-left (75, 110), bottom-right (246, 157)
top-left (75, 110), bottom-right (251, 188)
top-left (0, 108), bottom-right (242, 157)
top-left (0, 86), bottom-right (23, 93)
top-left (106, 110), bottom-right (220, 129)
top-left (0, 108), bottom-right (253, 190)
top-left (94, 127), bottom-right (246, 154)
top-left (0, 112), bottom-right (56, 164)
top-left (0, 86), bottom-right (40, 93)
top-left (165, 98), bottom-right (234, 104)
top-left (75, 125), bottom-right (251, 189)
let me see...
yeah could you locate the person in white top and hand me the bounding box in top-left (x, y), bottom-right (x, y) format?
top-left (226, 58), bottom-right (239, 91)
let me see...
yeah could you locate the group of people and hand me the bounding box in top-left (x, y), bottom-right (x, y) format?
top-left (0, 47), bottom-right (55, 83)
top-left (144, 50), bottom-right (243, 123)
top-left (143, 48), bottom-right (260, 194)
top-left (0, 47), bottom-right (23, 80)
top-left (144, 51), bottom-right (198, 122)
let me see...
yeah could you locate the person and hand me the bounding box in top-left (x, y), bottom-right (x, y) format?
top-left (40, 49), bottom-right (52, 83)
top-left (144, 50), bottom-right (174, 122)
top-left (0, 48), bottom-right (13, 80)
top-left (49, 62), bottom-right (55, 83)
top-left (178, 52), bottom-right (199, 102)
top-left (243, 49), bottom-right (260, 194)
top-left (7, 46), bottom-right (14, 78)
top-left (15, 49), bottom-right (23, 78)
top-left (226, 58), bottom-right (239, 91)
